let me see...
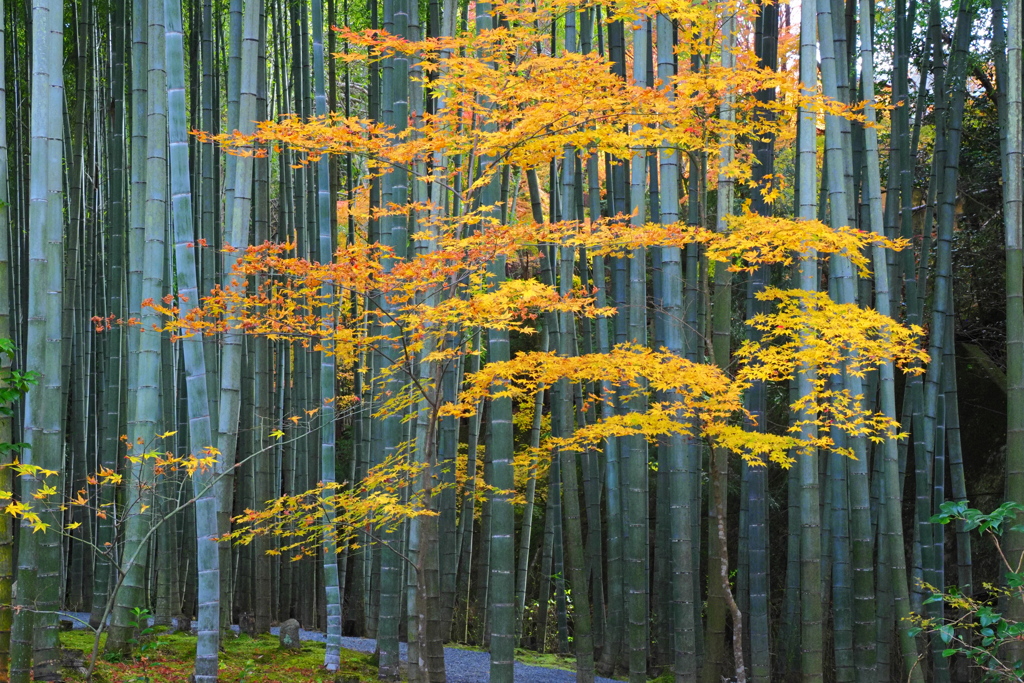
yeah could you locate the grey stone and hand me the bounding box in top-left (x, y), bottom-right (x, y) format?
top-left (278, 618), bottom-right (301, 650)
top-left (60, 648), bottom-right (85, 668)
top-left (239, 611), bottom-right (257, 636)
top-left (172, 614), bottom-right (192, 634)
top-left (60, 647), bottom-right (89, 676)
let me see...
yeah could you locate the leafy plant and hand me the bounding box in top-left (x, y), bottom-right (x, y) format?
top-left (911, 501), bottom-right (1024, 680)
top-left (0, 337), bottom-right (36, 455)
top-left (235, 658), bottom-right (257, 683)
top-left (124, 607), bottom-right (164, 683)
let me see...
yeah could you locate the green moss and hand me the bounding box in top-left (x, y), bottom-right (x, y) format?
top-left (646, 671), bottom-right (676, 683)
top-left (60, 631), bottom-right (381, 682)
top-left (513, 647), bottom-right (577, 672)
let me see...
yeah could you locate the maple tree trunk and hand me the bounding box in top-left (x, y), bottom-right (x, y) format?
top-left (714, 479), bottom-right (745, 683)
top-left (155, 334), bottom-right (176, 629)
top-left (703, 10), bottom-right (737, 682)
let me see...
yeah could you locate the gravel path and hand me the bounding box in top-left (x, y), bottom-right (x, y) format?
top-left (63, 612), bottom-right (620, 683)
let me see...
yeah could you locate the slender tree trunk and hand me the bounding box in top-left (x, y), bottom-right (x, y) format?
top-left (1004, 0), bottom-right (1024, 647)
top-left (106, 0), bottom-right (169, 654)
top-left (165, 0), bottom-right (222, 675)
top-left (515, 324), bottom-right (545, 640)
top-left (0, 1), bottom-right (13, 673)
top-left (91, 0), bottom-right (127, 632)
top-left (16, 0), bottom-right (64, 677)
top-left (744, 5), bottom-right (777, 678)
top-left (214, 0), bottom-right (263, 638)
top-left (704, 10), bottom-right (739, 681)
top-left (797, 1), bottom-right (823, 678)
top-left (12, 0), bottom-right (65, 677)
top-left (815, 0), bottom-right (876, 677)
top-left (859, 2), bottom-right (923, 676)
top-left (622, 17), bottom-right (650, 683)
top-left (310, 0), bottom-right (343, 665)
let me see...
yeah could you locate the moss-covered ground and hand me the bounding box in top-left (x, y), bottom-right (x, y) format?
top-left (59, 629), bottom-right (380, 683)
top-left (511, 647), bottom-right (576, 672)
top-left (58, 630), bottom-right (652, 681)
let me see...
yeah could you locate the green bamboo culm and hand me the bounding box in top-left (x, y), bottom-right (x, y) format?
top-left (311, 0), bottom-right (343, 667)
top-left (0, 0), bottom-right (13, 671)
top-left (623, 16), bottom-right (650, 683)
top-left (858, 0), bottom-right (923, 675)
top-left (597, 21), bottom-right (628, 677)
top-left (12, 0), bottom-right (66, 678)
top-left (214, 0), bottom-right (263, 638)
top-left (92, 0), bottom-right (128, 633)
top-left (164, 0), bottom-right (221, 675)
top-left (1004, 0), bottom-right (1024, 653)
top-left (920, 3), bottom-right (974, 676)
top-left (654, 11), bottom-right (697, 681)
top-left (815, 0), bottom-right (875, 676)
top-left (458, 3), bottom-right (517, 681)
top-left (63, 0), bottom-right (93, 618)
top-left (251, 0), bottom-right (273, 635)
top-left (549, 12), bottom-right (595, 683)
top-left (107, 0), bottom-right (169, 655)
top-left (376, 0), bottom-right (412, 673)
top-left (743, 1), bottom-right (777, 677)
top-left (796, 0), bottom-right (823, 677)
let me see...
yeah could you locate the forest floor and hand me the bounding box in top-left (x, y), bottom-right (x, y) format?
top-left (59, 629), bottom-right (376, 682)
top-left (60, 613), bottom-right (623, 682)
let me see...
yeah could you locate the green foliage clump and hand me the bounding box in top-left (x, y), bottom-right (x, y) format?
top-left (913, 501), bottom-right (1024, 681)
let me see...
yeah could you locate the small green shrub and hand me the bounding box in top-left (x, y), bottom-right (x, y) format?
top-left (912, 500), bottom-right (1024, 681)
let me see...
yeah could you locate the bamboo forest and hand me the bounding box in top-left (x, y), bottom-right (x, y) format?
top-left (6, 0), bottom-right (1024, 680)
